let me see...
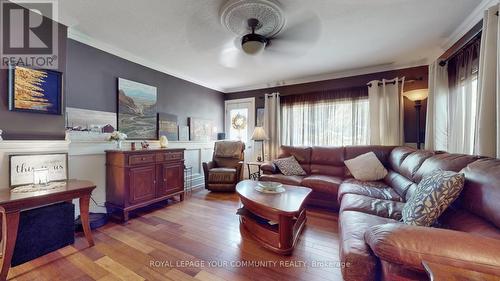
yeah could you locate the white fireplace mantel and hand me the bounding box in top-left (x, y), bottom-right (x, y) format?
top-left (0, 139), bottom-right (214, 215)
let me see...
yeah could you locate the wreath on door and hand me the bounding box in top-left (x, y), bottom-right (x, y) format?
top-left (231, 113), bottom-right (247, 130)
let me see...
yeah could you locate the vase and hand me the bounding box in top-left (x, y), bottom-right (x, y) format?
top-left (116, 140), bottom-right (123, 149)
top-left (160, 136), bottom-right (169, 148)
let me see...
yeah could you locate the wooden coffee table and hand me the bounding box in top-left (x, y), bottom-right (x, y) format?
top-left (236, 180), bottom-right (312, 255)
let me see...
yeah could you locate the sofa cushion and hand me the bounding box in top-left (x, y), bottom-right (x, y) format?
top-left (272, 156), bottom-right (307, 176)
top-left (340, 193), bottom-right (404, 220)
top-left (440, 208), bottom-right (500, 240)
top-left (402, 170), bottom-right (465, 227)
top-left (259, 174), bottom-right (304, 186)
top-left (301, 175), bottom-right (342, 194)
top-left (310, 146), bottom-right (346, 177)
top-left (459, 158), bottom-right (500, 229)
top-left (384, 170), bottom-right (415, 201)
top-left (344, 152), bottom-right (388, 181)
top-left (339, 210), bottom-right (397, 281)
top-left (413, 153), bottom-right (481, 183)
top-left (388, 146), bottom-right (415, 172)
top-left (208, 168), bottom-right (236, 183)
top-left (338, 178), bottom-right (403, 203)
top-left (398, 150), bottom-right (435, 182)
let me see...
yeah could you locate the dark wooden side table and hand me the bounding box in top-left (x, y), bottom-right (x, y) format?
top-left (244, 161), bottom-right (264, 180)
top-left (422, 260), bottom-right (500, 281)
top-left (0, 180), bottom-right (96, 280)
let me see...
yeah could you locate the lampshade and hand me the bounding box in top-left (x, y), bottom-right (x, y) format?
top-left (241, 34), bottom-right (267, 55)
top-left (251, 127), bottom-right (268, 141)
top-left (404, 89), bottom-right (429, 102)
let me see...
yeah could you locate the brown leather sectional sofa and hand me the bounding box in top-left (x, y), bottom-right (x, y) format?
top-left (260, 145), bottom-right (500, 280)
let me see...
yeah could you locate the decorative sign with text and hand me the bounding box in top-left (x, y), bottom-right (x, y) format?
top-left (9, 153), bottom-right (68, 187)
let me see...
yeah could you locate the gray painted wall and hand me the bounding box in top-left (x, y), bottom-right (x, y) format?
top-left (66, 39), bottom-right (224, 131)
top-left (0, 13), bottom-right (67, 140)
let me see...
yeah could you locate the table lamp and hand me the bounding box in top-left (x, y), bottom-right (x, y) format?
top-left (251, 127), bottom-right (269, 162)
top-left (404, 89), bottom-right (429, 149)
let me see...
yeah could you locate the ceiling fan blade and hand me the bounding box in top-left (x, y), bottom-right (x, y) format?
top-left (218, 38), bottom-right (248, 68)
top-left (185, 4), bottom-right (232, 52)
top-left (269, 10), bottom-right (322, 55)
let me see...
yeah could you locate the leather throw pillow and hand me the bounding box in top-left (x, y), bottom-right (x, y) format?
top-left (402, 170), bottom-right (465, 227)
top-left (344, 152), bottom-right (388, 181)
top-left (273, 156), bottom-right (306, 176)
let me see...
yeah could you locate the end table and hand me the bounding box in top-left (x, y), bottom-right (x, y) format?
top-left (243, 161), bottom-right (264, 180)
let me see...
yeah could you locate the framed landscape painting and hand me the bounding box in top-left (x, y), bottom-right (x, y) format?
top-left (188, 117), bottom-right (214, 141)
top-left (118, 78), bottom-right (158, 140)
top-left (8, 65), bottom-right (63, 115)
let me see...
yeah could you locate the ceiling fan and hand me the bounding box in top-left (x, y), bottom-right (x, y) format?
top-left (241, 18), bottom-right (270, 55)
top-left (186, 0), bottom-right (321, 68)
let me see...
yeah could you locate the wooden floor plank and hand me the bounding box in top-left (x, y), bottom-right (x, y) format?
top-left (95, 256), bottom-right (145, 281)
top-left (8, 190), bottom-right (343, 281)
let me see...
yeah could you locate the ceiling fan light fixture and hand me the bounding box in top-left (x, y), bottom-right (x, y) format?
top-left (241, 33), bottom-right (268, 55)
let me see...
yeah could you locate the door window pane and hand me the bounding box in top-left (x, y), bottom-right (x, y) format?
top-left (229, 108), bottom-right (248, 142)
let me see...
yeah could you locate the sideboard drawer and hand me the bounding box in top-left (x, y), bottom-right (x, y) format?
top-left (158, 152), bottom-right (183, 162)
top-left (129, 154), bottom-right (156, 165)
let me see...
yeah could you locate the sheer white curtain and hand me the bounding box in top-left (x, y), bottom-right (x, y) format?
top-left (281, 94), bottom-right (369, 146)
top-left (368, 78), bottom-right (405, 145)
top-left (475, 3), bottom-right (500, 158)
top-left (448, 38), bottom-right (480, 155)
top-left (425, 61), bottom-right (449, 151)
top-left (263, 92), bottom-right (281, 160)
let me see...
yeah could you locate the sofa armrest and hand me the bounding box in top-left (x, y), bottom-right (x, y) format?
top-left (235, 161), bottom-right (244, 181)
top-left (364, 223), bottom-right (500, 276)
top-left (202, 161), bottom-right (216, 184)
top-left (260, 162), bottom-right (277, 174)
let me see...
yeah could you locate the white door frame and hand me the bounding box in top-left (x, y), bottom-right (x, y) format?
top-left (224, 97), bottom-right (256, 165)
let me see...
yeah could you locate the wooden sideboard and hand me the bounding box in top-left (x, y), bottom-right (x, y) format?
top-left (105, 148), bottom-right (185, 221)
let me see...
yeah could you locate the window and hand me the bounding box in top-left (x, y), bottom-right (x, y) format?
top-left (281, 88), bottom-right (369, 146)
top-left (447, 36), bottom-right (481, 154)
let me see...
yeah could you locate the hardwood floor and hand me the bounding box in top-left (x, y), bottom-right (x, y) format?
top-left (8, 190), bottom-right (342, 281)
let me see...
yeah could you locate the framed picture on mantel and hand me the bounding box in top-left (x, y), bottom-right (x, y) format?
top-left (158, 113), bottom-right (179, 141)
top-left (188, 117), bottom-right (214, 141)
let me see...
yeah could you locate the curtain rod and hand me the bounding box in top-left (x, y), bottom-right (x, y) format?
top-left (367, 77), bottom-right (423, 87)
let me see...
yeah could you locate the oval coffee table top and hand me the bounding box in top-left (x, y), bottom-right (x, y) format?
top-left (236, 180), bottom-right (312, 215)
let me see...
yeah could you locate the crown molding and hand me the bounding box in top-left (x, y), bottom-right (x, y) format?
top-left (223, 60), bottom-right (429, 93)
top-left (68, 0), bottom-right (492, 95)
top-left (439, 0), bottom-right (498, 59)
top-left (67, 28), bottom-right (226, 93)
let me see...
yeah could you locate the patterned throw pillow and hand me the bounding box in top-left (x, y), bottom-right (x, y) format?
top-left (273, 156), bottom-right (306, 176)
top-left (402, 170), bottom-right (465, 226)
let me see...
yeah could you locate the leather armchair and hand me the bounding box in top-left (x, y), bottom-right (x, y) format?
top-left (203, 141), bottom-right (245, 192)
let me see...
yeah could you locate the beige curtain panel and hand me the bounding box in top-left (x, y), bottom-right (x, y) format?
top-left (263, 92), bottom-right (281, 161)
top-left (368, 78), bottom-right (405, 146)
top-left (475, 3), bottom-right (500, 158)
top-left (425, 61), bottom-right (449, 151)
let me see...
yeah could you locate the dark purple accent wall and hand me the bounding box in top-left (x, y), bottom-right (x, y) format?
top-left (66, 39), bottom-right (224, 130)
top-left (0, 15), bottom-right (67, 140)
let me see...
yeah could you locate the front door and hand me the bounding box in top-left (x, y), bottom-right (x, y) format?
top-left (225, 98), bottom-right (256, 167)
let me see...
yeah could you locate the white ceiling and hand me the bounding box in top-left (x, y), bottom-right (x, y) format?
top-left (56, 0), bottom-right (483, 92)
